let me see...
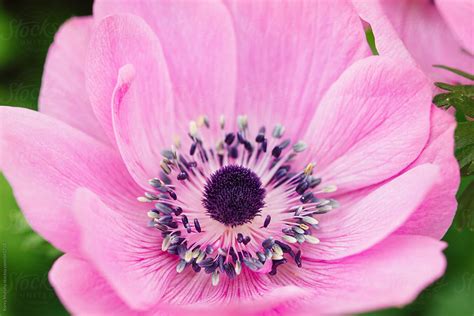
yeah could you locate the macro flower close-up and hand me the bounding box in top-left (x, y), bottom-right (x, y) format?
top-left (0, 1), bottom-right (472, 315)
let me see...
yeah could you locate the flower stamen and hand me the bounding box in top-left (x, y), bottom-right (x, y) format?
top-left (139, 114), bottom-right (339, 286)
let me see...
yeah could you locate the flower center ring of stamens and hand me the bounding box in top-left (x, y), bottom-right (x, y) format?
top-left (137, 114), bottom-right (339, 286)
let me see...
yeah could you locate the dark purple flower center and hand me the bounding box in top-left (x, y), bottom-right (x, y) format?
top-left (202, 165), bottom-right (265, 226)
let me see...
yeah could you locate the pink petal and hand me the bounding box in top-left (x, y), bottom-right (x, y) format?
top-left (323, 106), bottom-right (459, 240)
top-left (0, 107), bottom-right (141, 253)
top-left (86, 14), bottom-right (174, 151)
top-left (355, 0), bottom-right (474, 83)
top-left (49, 254), bottom-right (136, 315)
top-left (303, 163), bottom-right (439, 260)
top-left (224, 0), bottom-right (370, 138)
top-left (147, 268), bottom-right (309, 315)
top-left (397, 107), bottom-right (459, 238)
top-left (437, 0), bottom-right (474, 55)
top-left (73, 188), bottom-right (176, 310)
top-left (98, 15), bottom-right (174, 188)
top-left (303, 56), bottom-right (432, 193)
top-left (352, 0), bottom-right (415, 63)
top-left (284, 235), bottom-right (447, 314)
top-left (436, 0), bottom-right (474, 54)
top-left (39, 17), bottom-right (109, 144)
top-left (73, 189), bottom-right (310, 314)
top-left (94, 0), bottom-right (237, 132)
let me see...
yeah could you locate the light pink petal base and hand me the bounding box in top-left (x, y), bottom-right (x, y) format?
top-left (151, 268), bottom-right (305, 314)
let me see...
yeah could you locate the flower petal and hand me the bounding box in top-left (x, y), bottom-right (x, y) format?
top-left (320, 107), bottom-right (459, 240)
top-left (437, 0), bottom-right (474, 55)
top-left (94, 0), bottom-right (237, 132)
top-left (397, 107), bottom-right (459, 238)
top-left (0, 107), bottom-right (141, 253)
top-left (274, 235), bottom-right (446, 314)
top-left (354, 0), bottom-right (474, 83)
top-left (142, 268), bottom-right (310, 315)
top-left (224, 0), bottom-right (370, 138)
top-left (49, 254), bottom-right (135, 315)
top-left (73, 188), bottom-right (311, 314)
top-left (86, 14), bottom-right (174, 150)
top-left (98, 15), bottom-right (173, 188)
top-left (156, 268), bottom-right (286, 309)
top-left (73, 188), bottom-right (176, 310)
top-left (304, 163), bottom-right (439, 260)
top-left (352, 0), bottom-right (415, 62)
top-left (39, 17), bottom-right (109, 144)
top-left (303, 56), bottom-right (432, 193)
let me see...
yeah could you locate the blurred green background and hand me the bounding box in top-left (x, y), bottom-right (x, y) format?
top-left (0, 0), bottom-right (473, 315)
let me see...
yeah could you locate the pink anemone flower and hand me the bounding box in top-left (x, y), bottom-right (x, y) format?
top-left (355, 0), bottom-right (474, 83)
top-left (0, 1), bottom-right (459, 315)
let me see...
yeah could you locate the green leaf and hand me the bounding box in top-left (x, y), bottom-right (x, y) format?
top-left (455, 122), bottom-right (474, 149)
top-left (457, 147), bottom-right (474, 176)
top-left (435, 82), bottom-right (474, 94)
top-left (456, 180), bottom-right (474, 231)
top-left (455, 122), bottom-right (474, 176)
top-left (435, 82), bottom-right (459, 91)
top-left (433, 92), bottom-right (454, 107)
top-left (467, 162), bottom-right (474, 176)
top-left (453, 95), bottom-right (474, 117)
top-left (433, 67), bottom-right (474, 178)
top-left (434, 65), bottom-right (474, 81)
top-left (433, 90), bottom-right (474, 117)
